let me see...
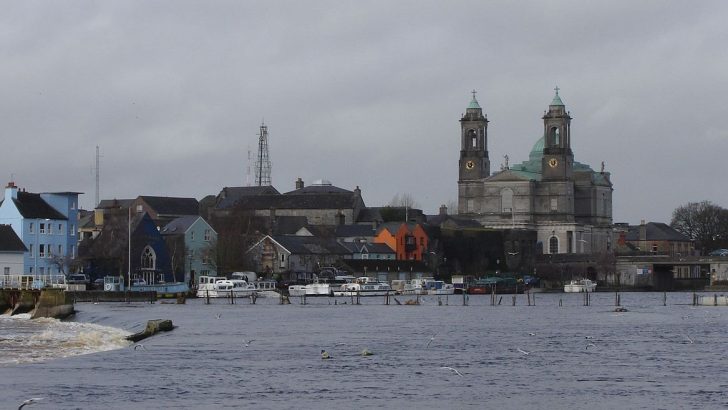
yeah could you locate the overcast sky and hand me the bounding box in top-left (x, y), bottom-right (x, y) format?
top-left (1, 1), bottom-right (727, 224)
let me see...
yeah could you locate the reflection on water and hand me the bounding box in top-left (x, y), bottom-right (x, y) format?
top-left (3, 292), bottom-right (728, 409)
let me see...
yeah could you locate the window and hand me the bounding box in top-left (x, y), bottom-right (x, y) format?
top-left (136, 205), bottom-right (143, 213)
top-left (549, 236), bottom-right (559, 254)
top-left (550, 198), bottom-right (558, 212)
top-left (40, 223), bottom-right (46, 234)
top-left (652, 243), bottom-right (658, 253)
top-left (204, 229), bottom-right (211, 241)
top-left (29, 267), bottom-right (33, 274)
top-left (39, 244), bottom-right (45, 258)
top-left (3, 267), bottom-right (9, 274)
top-left (29, 244), bottom-right (34, 258)
top-left (501, 188), bottom-right (513, 213)
top-left (40, 267), bottom-right (45, 274)
top-left (29, 223), bottom-right (34, 234)
top-left (58, 223), bottom-right (62, 233)
top-left (58, 244), bottom-right (63, 255)
top-left (202, 255), bottom-right (210, 265)
top-left (70, 225), bottom-right (75, 236)
top-left (47, 224), bottom-right (52, 235)
top-left (141, 246), bottom-right (156, 270)
top-left (71, 245), bottom-right (75, 258)
top-left (190, 231), bottom-right (195, 241)
top-left (71, 201), bottom-right (76, 210)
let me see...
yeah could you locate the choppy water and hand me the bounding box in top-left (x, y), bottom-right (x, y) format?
top-left (2, 292), bottom-right (728, 409)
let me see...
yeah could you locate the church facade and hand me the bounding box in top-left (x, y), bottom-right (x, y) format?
top-left (457, 90), bottom-right (613, 255)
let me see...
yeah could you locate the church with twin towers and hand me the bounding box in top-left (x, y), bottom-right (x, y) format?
top-left (457, 89), bottom-right (614, 255)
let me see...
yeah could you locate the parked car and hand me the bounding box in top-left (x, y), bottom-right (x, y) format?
top-left (67, 274), bottom-right (89, 285)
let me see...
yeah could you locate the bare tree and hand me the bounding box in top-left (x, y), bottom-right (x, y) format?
top-left (388, 193), bottom-right (420, 209)
top-left (671, 201), bottom-right (728, 253)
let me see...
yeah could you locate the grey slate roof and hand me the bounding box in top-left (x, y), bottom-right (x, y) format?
top-left (283, 185), bottom-right (353, 195)
top-left (216, 186), bottom-right (280, 209)
top-left (160, 215), bottom-right (205, 235)
top-left (0, 225), bottom-right (27, 252)
top-left (271, 235), bottom-right (350, 255)
top-left (228, 193), bottom-right (359, 210)
top-left (1, 192), bottom-right (67, 220)
top-left (426, 214), bottom-right (483, 228)
top-left (139, 196), bottom-right (199, 216)
top-left (625, 222), bottom-right (691, 242)
top-left (335, 224), bottom-right (375, 238)
top-left (340, 242), bottom-right (394, 254)
top-left (97, 199), bottom-right (134, 209)
top-left (356, 208), bottom-right (383, 223)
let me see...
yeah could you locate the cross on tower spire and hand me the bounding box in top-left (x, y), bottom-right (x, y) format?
top-left (554, 85), bottom-right (560, 95)
top-left (471, 89), bottom-right (477, 99)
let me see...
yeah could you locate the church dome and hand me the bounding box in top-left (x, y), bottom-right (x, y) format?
top-left (528, 137), bottom-right (544, 161)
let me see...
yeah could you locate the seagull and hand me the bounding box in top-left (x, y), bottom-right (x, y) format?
top-left (507, 252), bottom-right (518, 256)
top-left (243, 339), bottom-right (254, 347)
top-left (321, 349), bottom-right (330, 360)
top-left (516, 348), bottom-right (530, 355)
top-left (426, 333), bottom-right (437, 348)
top-left (684, 334), bottom-right (694, 344)
top-left (586, 343), bottom-right (597, 350)
top-left (216, 313), bottom-right (222, 319)
top-left (18, 398), bottom-right (43, 409)
top-left (440, 366), bottom-right (463, 377)
top-left (527, 332), bottom-right (536, 336)
top-left (361, 348), bottom-right (374, 356)
top-left (133, 344), bottom-right (146, 351)
top-left (584, 336), bottom-right (594, 340)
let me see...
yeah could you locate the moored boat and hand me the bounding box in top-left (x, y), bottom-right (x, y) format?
top-left (467, 277), bottom-right (523, 294)
top-left (196, 276), bottom-right (256, 298)
top-left (333, 277), bottom-right (392, 297)
top-left (564, 279), bottom-right (596, 293)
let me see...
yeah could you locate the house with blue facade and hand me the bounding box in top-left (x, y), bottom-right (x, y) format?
top-left (161, 215), bottom-right (218, 286)
top-left (0, 182), bottom-right (80, 275)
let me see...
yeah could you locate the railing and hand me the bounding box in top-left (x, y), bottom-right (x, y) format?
top-left (0, 274), bottom-right (67, 290)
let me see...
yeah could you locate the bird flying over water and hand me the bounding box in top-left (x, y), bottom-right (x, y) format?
top-left (426, 333), bottom-right (437, 348)
top-left (216, 313), bottom-right (222, 319)
top-left (243, 339), bottom-right (254, 347)
top-left (516, 348), bottom-right (530, 355)
top-left (684, 334), bottom-right (694, 344)
top-left (440, 366), bottom-right (463, 377)
top-left (528, 332), bottom-right (536, 336)
top-left (18, 398), bottom-right (43, 409)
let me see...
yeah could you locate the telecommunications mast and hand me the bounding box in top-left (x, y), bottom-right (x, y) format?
top-left (254, 122), bottom-right (272, 186)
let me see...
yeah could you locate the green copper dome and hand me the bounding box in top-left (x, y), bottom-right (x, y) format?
top-left (529, 137), bottom-right (544, 160)
top-left (468, 95), bottom-right (481, 109)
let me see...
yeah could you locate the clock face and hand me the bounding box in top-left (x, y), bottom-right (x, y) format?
top-left (548, 158), bottom-right (558, 168)
top-left (465, 160), bottom-right (475, 170)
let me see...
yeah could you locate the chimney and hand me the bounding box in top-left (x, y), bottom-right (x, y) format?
top-left (354, 186), bottom-right (361, 197)
top-left (295, 178), bottom-right (304, 190)
top-left (439, 204), bottom-right (448, 215)
top-left (5, 181), bottom-right (18, 200)
top-left (639, 220), bottom-right (647, 241)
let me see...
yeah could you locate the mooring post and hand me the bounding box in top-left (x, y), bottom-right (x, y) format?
top-left (559, 298), bottom-right (562, 307)
top-left (498, 296), bottom-right (502, 305)
top-left (206, 289), bottom-right (210, 305)
top-left (663, 292), bottom-right (667, 306)
top-left (512, 295), bottom-right (516, 306)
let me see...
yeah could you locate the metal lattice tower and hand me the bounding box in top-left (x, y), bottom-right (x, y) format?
top-left (255, 123), bottom-right (272, 186)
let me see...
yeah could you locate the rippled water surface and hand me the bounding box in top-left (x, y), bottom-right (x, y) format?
top-left (2, 292), bottom-right (728, 409)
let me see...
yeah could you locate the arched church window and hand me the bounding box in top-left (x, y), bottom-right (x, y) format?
top-left (141, 246), bottom-right (156, 270)
top-left (551, 127), bottom-right (560, 146)
top-left (468, 129), bottom-right (477, 148)
top-left (501, 188), bottom-right (513, 213)
top-left (549, 236), bottom-right (559, 254)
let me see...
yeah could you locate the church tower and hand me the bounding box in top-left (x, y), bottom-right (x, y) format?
top-left (541, 87), bottom-right (573, 181)
top-left (459, 91), bottom-right (489, 181)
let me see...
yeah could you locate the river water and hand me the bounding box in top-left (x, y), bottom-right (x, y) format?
top-left (1, 292), bottom-right (727, 409)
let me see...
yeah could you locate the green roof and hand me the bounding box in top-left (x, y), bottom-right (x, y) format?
top-left (468, 95), bottom-right (481, 109)
top-left (551, 89), bottom-right (564, 106)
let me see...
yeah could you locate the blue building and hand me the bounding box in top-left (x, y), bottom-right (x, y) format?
top-left (0, 182), bottom-right (81, 275)
top-left (161, 215), bottom-right (218, 286)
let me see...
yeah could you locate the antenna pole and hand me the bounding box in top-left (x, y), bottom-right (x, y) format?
top-left (95, 146), bottom-right (100, 207)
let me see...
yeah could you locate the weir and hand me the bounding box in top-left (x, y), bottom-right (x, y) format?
top-left (0, 288), bottom-right (75, 319)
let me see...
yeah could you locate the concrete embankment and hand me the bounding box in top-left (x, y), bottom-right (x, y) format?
top-left (67, 291), bottom-right (158, 303)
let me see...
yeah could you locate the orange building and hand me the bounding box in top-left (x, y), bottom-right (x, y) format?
top-left (374, 223), bottom-right (429, 261)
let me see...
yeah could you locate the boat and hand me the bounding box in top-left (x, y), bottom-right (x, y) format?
top-left (251, 280), bottom-right (280, 297)
top-left (288, 275), bottom-right (355, 297)
top-left (564, 279), bottom-right (596, 293)
top-left (100, 275), bottom-right (189, 296)
top-left (196, 276), bottom-right (256, 298)
top-left (467, 277), bottom-right (523, 294)
top-left (333, 277), bottom-right (393, 297)
top-left (425, 280), bottom-right (455, 295)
